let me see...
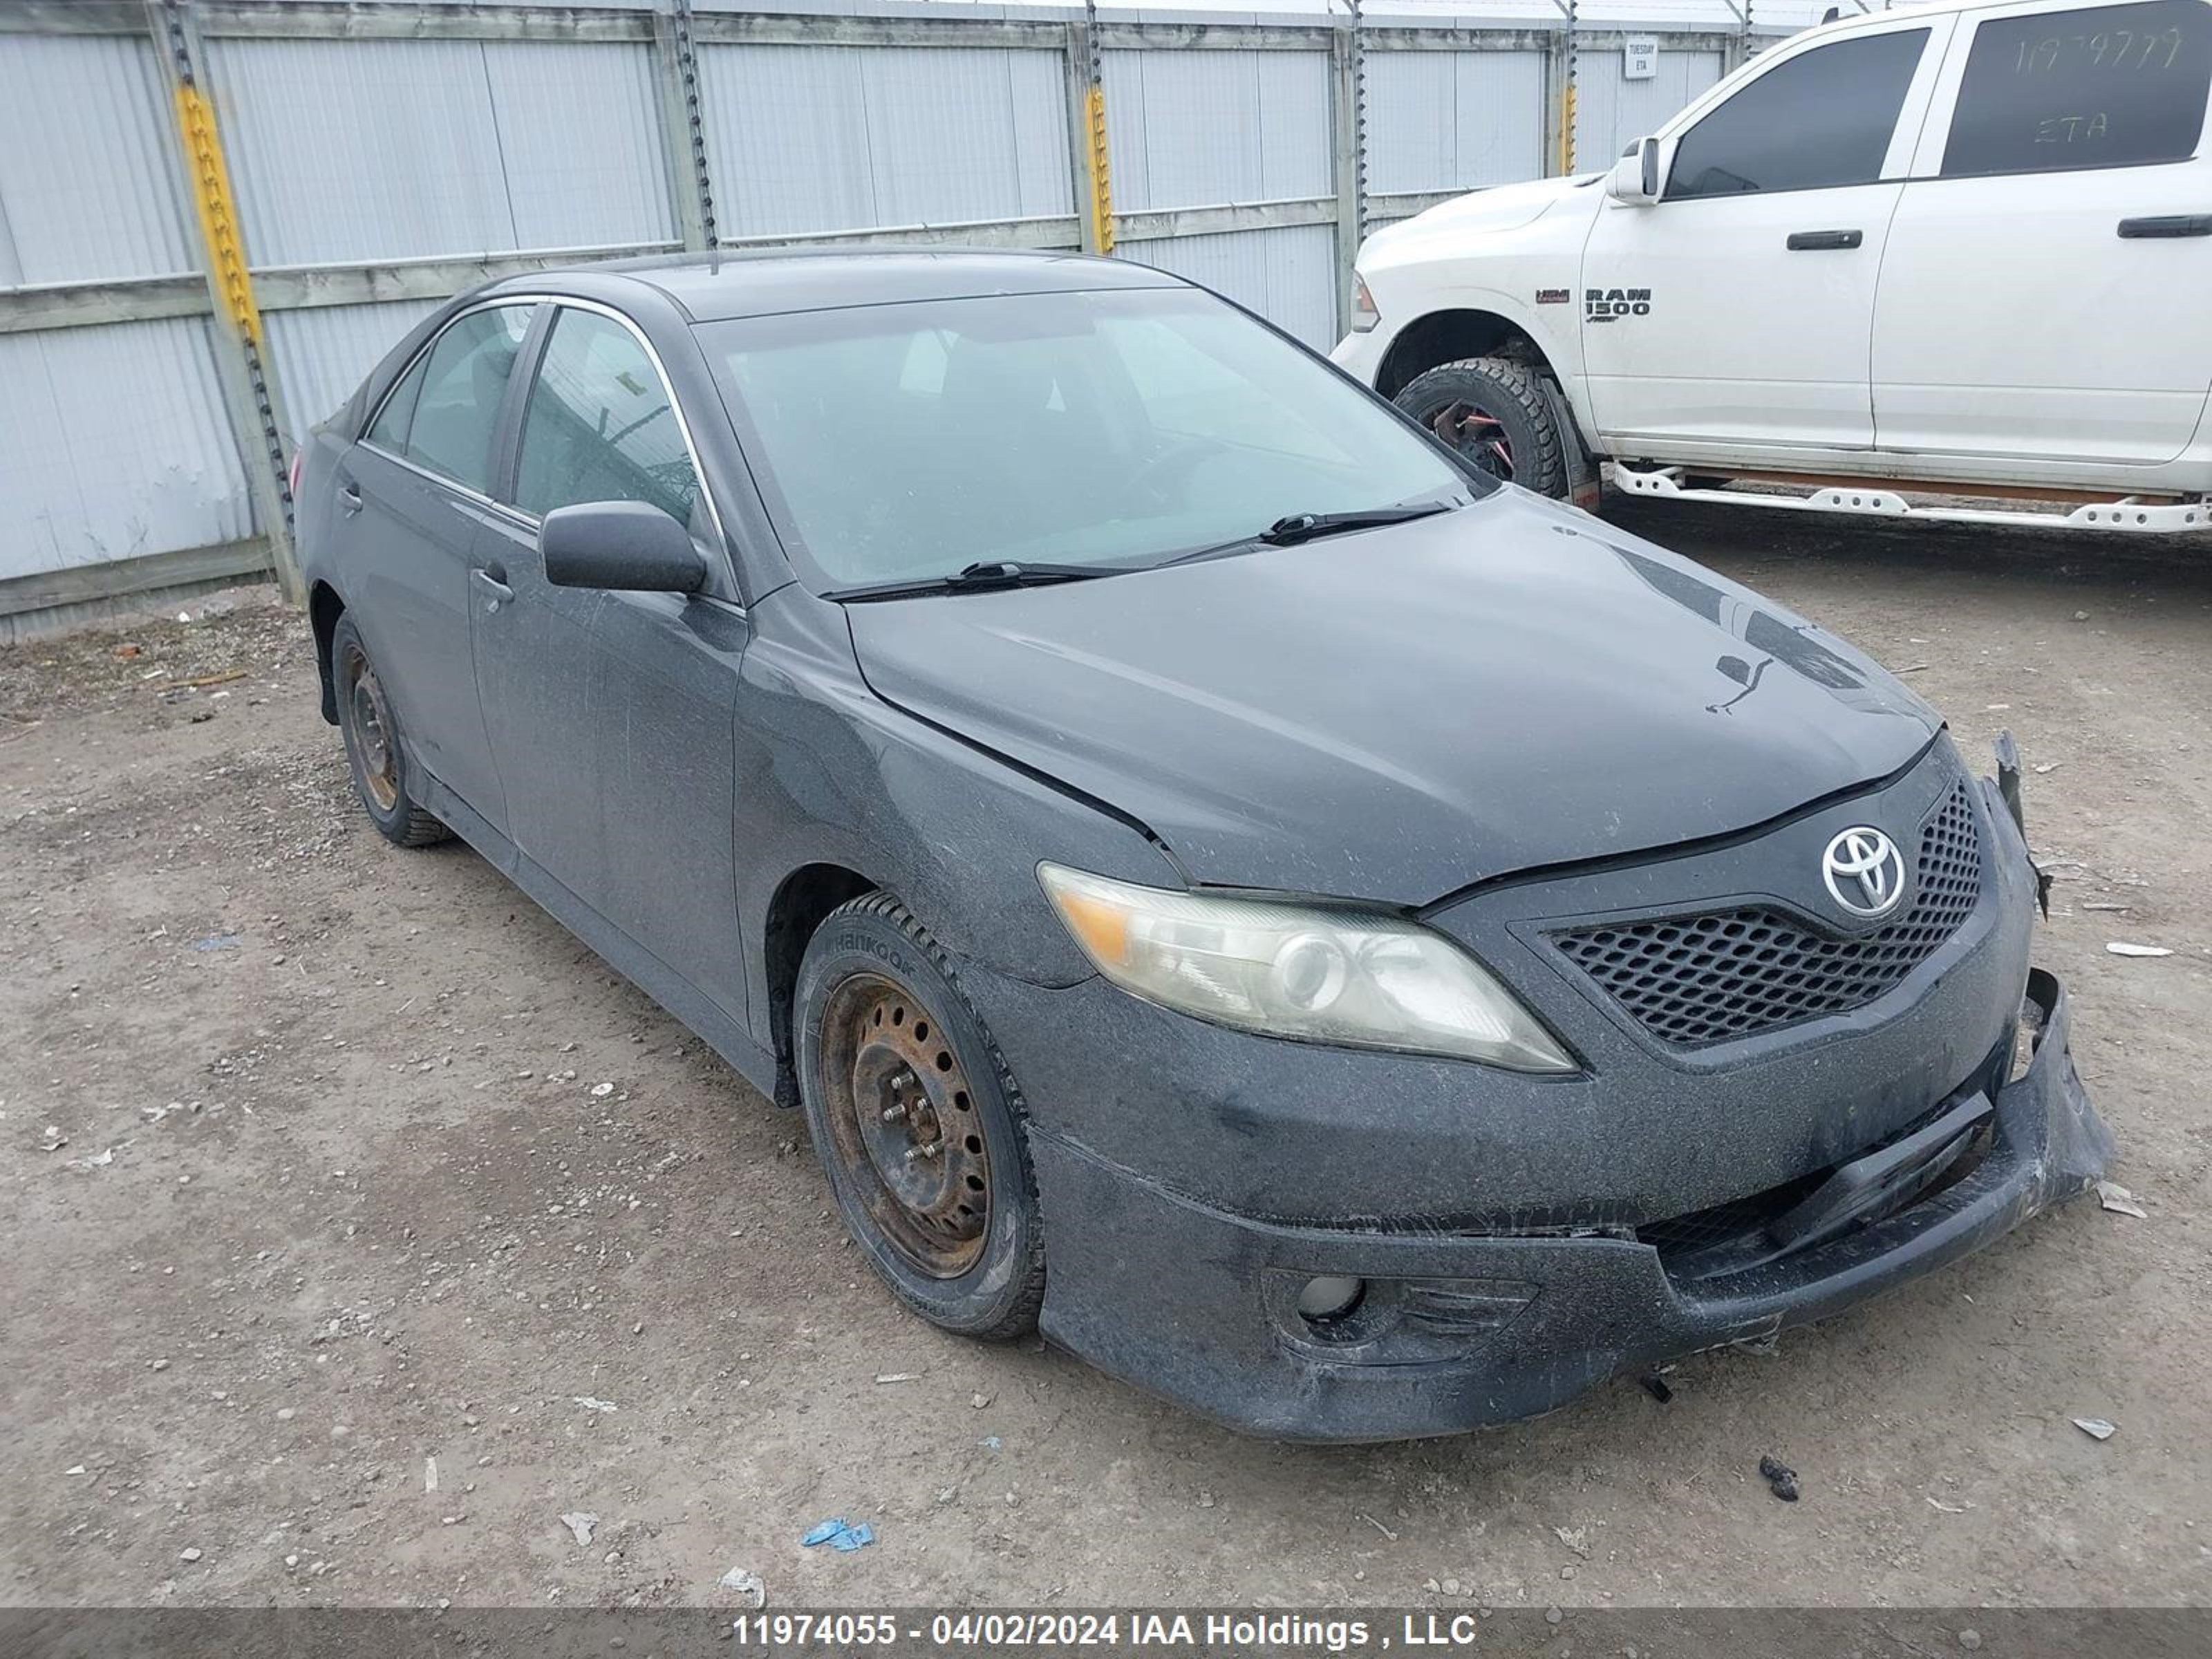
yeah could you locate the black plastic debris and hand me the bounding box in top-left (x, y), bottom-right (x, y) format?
top-left (1758, 1455), bottom-right (1801, 1503)
top-left (1639, 1374), bottom-right (1674, 1405)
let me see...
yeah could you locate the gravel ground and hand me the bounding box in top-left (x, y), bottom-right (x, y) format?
top-left (1, 503), bottom-right (2206, 1611)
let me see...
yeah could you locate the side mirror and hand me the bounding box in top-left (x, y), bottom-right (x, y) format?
top-left (540, 500), bottom-right (706, 594)
top-left (1607, 137), bottom-right (1662, 206)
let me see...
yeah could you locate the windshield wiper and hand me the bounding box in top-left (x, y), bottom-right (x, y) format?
top-left (1259, 503), bottom-right (1455, 545)
top-left (1153, 501), bottom-right (1461, 571)
top-left (823, 560), bottom-right (1130, 603)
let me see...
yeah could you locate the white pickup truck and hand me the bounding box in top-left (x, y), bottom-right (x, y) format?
top-left (1332, 0), bottom-right (2212, 533)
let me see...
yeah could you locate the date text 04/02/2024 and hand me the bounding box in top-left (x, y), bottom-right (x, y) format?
top-left (730, 1613), bottom-right (1524, 1651)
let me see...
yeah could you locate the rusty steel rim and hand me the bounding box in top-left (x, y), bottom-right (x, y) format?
top-left (1428, 400), bottom-right (1515, 482)
top-left (817, 972), bottom-right (991, 1279)
top-left (339, 641), bottom-right (400, 814)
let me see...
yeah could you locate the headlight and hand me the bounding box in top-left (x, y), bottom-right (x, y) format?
top-left (1350, 273), bottom-right (1380, 332)
top-left (1037, 863), bottom-right (1577, 1073)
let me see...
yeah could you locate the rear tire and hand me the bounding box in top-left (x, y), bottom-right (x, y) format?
top-left (1395, 355), bottom-right (1571, 498)
top-left (331, 615), bottom-right (450, 849)
top-left (795, 892), bottom-right (1046, 1340)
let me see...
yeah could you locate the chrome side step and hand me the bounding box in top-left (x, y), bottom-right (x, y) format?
top-left (1611, 463), bottom-right (2212, 534)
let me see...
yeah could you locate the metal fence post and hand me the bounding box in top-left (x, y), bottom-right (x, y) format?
top-left (1329, 0), bottom-right (1365, 337)
top-left (143, 0), bottom-right (301, 604)
top-left (652, 0), bottom-right (720, 251)
top-left (1557, 0), bottom-right (1580, 176)
top-left (1063, 9), bottom-right (1113, 254)
top-left (1727, 0), bottom-right (1756, 75)
top-left (1541, 24), bottom-right (1571, 177)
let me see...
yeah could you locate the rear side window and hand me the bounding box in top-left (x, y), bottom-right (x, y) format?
top-left (1942, 0), bottom-right (2212, 176)
top-left (368, 305), bottom-right (534, 495)
top-left (366, 354), bottom-right (426, 452)
top-left (1669, 29), bottom-right (1931, 198)
top-left (514, 309), bottom-right (700, 523)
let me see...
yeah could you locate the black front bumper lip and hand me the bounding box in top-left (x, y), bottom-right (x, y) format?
top-left (1029, 968), bottom-right (2112, 1443)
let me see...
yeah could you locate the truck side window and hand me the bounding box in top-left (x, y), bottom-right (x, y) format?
top-left (1669, 29), bottom-right (1931, 199)
top-left (1941, 0), bottom-right (2212, 176)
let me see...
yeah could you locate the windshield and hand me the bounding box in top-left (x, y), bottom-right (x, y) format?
top-left (697, 285), bottom-right (1480, 592)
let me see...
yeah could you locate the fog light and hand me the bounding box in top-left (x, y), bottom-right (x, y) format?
top-left (1296, 1275), bottom-right (1365, 1322)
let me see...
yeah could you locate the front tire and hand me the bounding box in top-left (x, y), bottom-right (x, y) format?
top-left (795, 893), bottom-right (1046, 1340)
top-left (1394, 355), bottom-right (1571, 498)
top-left (331, 614), bottom-right (449, 848)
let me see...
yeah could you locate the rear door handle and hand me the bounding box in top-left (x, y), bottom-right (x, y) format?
top-left (1785, 229), bottom-right (1864, 251)
top-left (2118, 214), bottom-right (2212, 238)
top-left (339, 481), bottom-right (362, 516)
top-left (470, 567), bottom-right (514, 614)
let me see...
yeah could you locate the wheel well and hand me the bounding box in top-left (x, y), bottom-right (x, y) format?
top-left (1375, 309), bottom-right (1552, 400)
top-left (308, 581), bottom-right (346, 724)
top-left (764, 863), bottom-right (879, 1107)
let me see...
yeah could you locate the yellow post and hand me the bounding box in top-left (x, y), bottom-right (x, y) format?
top-left (174, 83), bottom-right (263, 350)
top-left (1083, 82), bottom-right (1115, 256)
top-left (1559, 80), bottom-right (1577, 176)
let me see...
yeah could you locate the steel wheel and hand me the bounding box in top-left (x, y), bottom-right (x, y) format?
top-left (339, 639), bottom-right (400, 814)
top-left (816, 971), bottom-right (992, 1279)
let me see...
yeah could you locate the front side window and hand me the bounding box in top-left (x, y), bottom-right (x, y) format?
top-left (373, 305), bottom-right (534, 496)
top-left (697, 286), bottom-right (1476, 592)
top-left (514, 309), bottom-right (700, 524)
top-left (1942, 0), bottom-right (2212, 176)
top-left (1669, 29), bottom-right (1931, 198)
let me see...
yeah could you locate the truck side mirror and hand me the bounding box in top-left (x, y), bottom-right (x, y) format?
top-left (1607, 137), bottom-right (1663, 206)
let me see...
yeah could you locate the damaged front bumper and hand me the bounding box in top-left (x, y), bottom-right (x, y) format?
top-left (1025, 968), bottom-right (2110, 1442)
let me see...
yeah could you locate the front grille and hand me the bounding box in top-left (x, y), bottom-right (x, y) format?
top-left (1552, 780), bottom-right (1983, 1047)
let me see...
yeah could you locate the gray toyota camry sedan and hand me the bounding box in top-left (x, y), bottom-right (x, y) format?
top-left (296, 250), bottom-right (2110, 1441)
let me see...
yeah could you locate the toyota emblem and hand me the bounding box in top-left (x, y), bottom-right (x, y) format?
top-left (1823, 827), bottom-right (1906, 919)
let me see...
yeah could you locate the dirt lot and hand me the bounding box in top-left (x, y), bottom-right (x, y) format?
top-left (2, 503), bottom-right (2207, 1613)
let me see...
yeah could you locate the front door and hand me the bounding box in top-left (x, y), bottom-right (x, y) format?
top-left (336, 301), bottom-right (538, 830)
top-left (1580, 18), bottom-right (1945, 453)
top-left (1873, 0), bottom-right (2212, 466)
top-left (471, 303), bottom-right (750, 1020)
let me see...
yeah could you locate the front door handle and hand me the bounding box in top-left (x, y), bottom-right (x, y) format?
top-left (1785, 229), bottom-right (1864, 251)
top-left (339, 481), bottom-right (362, 516)
top-left (2118, 214), bottom-right (2212, 238)
top-left (470, 567), bottom-right (514, 614)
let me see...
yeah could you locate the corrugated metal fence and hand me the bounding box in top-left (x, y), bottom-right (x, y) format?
top-left (0, 0), bottom-right (1781, 637)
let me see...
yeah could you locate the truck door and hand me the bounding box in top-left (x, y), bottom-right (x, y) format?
top-left (1872, 0), bottom-right (2212, 467)
top-left (1580, 17), bottom-right (1948, 454)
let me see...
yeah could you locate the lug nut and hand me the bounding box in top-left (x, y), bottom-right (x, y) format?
top-left (881, 1102), bottom-right (908, 1123)
top-left (903, 1141), bottom-right (943, 1163)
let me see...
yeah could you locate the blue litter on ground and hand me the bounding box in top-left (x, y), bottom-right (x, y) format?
top-left (191, 935), bottom-right (238, 951)
top-left (978, 1436), bottom-right (1002, 1450)
top-left (802, 1517), bottom-right (874, 1553)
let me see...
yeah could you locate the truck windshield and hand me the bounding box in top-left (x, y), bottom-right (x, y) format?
top-left (697, 285), bottom-right (1478, 593)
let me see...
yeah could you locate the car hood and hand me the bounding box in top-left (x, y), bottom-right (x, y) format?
top-left (845, 491), bottom-right (1941, 907)
top-left (1361, 174), bottom-right (1596, 261)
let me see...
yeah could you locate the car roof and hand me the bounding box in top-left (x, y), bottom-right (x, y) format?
top-left (498, 247), bottom-right (1186, 324)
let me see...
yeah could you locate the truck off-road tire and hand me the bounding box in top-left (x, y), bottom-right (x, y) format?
top-left (1394, 356), bottom-right (1571, 498)
top-left (330, 615), bottom-right (451, 849)
top-left (796, 892), bottom-right (1047, 1340)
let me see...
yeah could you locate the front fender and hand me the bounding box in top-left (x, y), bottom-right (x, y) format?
top-left (733, 589), bottom-right (1181, 1051)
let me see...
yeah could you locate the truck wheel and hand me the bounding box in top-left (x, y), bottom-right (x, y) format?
top-left (1395, 357), bottom-right (1570, 498)
top-left (795, 892), bottom-right (1047, 1340)
top-left (331, 615), bottom-right (450, 848)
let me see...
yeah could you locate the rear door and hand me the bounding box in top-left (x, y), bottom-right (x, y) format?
top-left (471, 301), bottom-right (751, 1022)
top-left (1872, 0), bottom-right (2212, 465)
top-left (335, 302), bottom-right (538, 830)
top-left (1580, 17), bottom-right (1949, 453)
